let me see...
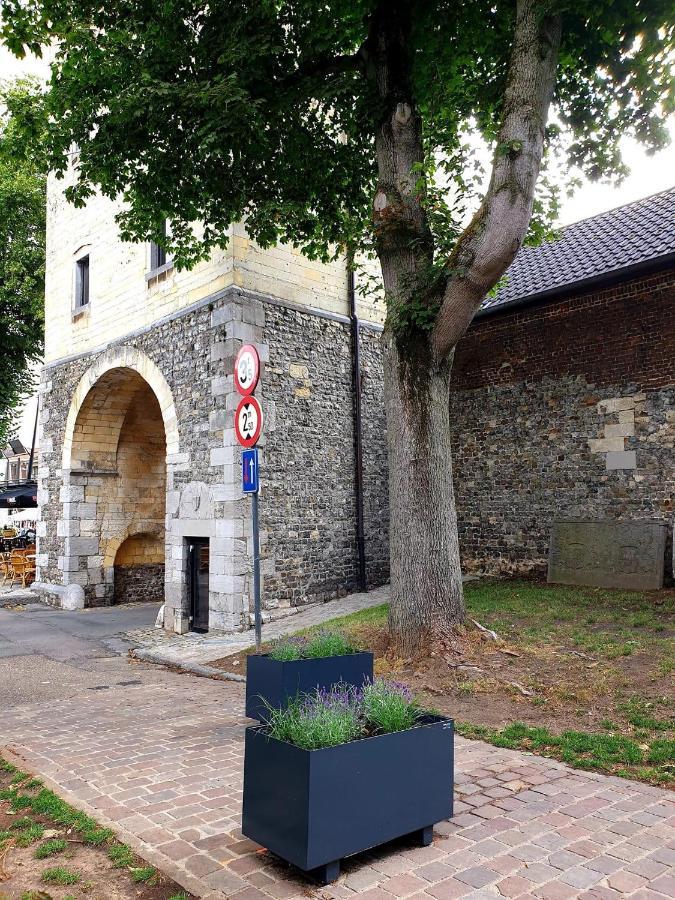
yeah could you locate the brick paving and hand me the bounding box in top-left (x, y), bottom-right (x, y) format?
top-left (1, 668), bottom-right (673, 900)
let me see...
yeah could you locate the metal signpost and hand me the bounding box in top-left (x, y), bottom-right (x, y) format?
top-left (234, 346), bottom-right (264, 650)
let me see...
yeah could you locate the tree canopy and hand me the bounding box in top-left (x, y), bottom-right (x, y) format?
top-left (0, 79), bottom-right (46, 448)
top-left (1, 1), bottom-right (673, 278)
top-left (2, 0), bottom-right (673, 651)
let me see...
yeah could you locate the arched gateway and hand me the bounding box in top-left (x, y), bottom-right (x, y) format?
top-left (60, 348), bottom-right (179, 605)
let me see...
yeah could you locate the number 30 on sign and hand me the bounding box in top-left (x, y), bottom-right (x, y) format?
top-left (235, 395), bottom-right (263, 448)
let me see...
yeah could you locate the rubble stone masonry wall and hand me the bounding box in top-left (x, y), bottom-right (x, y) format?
top-left (449, 267), bottom-right (675, 578)
top-left (37, 286), bottom-right (389, 627)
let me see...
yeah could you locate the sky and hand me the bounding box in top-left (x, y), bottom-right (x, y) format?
top-left (2, 41), bottom-right (675, 227)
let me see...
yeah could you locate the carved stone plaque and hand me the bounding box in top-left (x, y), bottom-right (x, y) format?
top-left (548, 519), bottom-right (667, 591)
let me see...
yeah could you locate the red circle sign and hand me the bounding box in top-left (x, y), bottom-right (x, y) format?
top-left (235, 395), bottom-right (263, 447)
top-left (234, 344), bottom-right (260, 396)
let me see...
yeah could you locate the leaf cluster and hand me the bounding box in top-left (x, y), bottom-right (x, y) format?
top-left (0, 79), bottom-right (47, 445)
top-left (1, 0), bottom-right (673, 314)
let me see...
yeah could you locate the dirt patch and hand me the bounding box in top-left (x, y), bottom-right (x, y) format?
top-left (211, 581), bottom-right (674, 784)
top-left (216, 624), bottom-right (672, 733)
top-left (0, 764), bottom-right (192, 900)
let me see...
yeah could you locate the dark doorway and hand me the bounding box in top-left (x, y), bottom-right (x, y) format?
top-left (187, 538), bottom-right (210, 633)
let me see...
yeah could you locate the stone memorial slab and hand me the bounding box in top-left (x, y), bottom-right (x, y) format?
top-left (548, 519), bottom-right (667, 590)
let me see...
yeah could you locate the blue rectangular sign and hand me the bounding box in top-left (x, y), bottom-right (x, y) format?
top-left (242, 448), bottom-right (259, 494)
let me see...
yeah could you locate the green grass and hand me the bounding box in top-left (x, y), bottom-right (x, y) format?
top-left (288, 581), bottom-right (674, 786)
top-left (1, 757), bottom-right (168, 894)
top-left (620, 698), bottom-right (673, 731)
top-left (41, 866), bottom-right (81, 885)
top-left (169, 894), bottom-right (189, 900)
top-left (14, 823), bottom-right (45, 847)
top-left (302, 582), bottom-right (674, 646)
top-left (456, 721), bottom-right (673, 784)
top-left (34, 838), bottom-right (68, 858)
top-left (130, 865), bottom-right (158, 883)
top-left (108, 842), bottom-right (135, 868)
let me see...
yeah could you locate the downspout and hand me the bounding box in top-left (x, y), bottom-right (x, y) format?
top-left (348, 262), bottom-right (367, 592)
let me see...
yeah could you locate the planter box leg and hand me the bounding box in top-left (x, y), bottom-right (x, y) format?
top-left (414, 826), bottom-right (434, 847)
top-left (309, 859), bottom-right (340, 885)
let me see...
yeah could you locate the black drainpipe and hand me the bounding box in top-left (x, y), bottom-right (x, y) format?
top-left (348, 264), bottom-right (367, 592)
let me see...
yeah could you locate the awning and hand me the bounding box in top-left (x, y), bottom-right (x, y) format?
top-left (0, 481), bottom-right (38, 509)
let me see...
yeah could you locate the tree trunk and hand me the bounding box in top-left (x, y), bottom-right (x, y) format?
top-left (383, 328), bottom-right (464, 656)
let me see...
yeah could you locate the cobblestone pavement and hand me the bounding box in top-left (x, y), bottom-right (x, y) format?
top-left (1, 667), bottom-right (673, 900)
top-left (125, 584), bottom-right (392, 667)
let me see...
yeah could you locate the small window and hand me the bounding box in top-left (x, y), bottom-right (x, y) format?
top-left (75, 255), bottom-right (90, 309)
top-left (150, 220), bottom-right (168, 270)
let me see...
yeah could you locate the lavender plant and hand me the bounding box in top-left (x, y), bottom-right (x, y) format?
top-left (361, 680), bottom-right (421, 735)
top-left (268, 636), bottom-right (307, 661)
top-left (265, 686), bottom-right (361, 750)
top-left (267, 631), bottom-right (356, 662)
top-left (265, 679), bottom-right (426, 749)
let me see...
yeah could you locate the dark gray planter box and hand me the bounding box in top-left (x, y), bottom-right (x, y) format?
top-left (245, 651), bottom-right (374, 721)
top-left (242, 715), bottom-right (454, 883)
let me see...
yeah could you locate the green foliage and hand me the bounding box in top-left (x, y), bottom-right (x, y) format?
top-left (620, 698), bottom-right (673, 732)
top-left (0, 0), bottom-right (672, 331)
top-left (34, 838), bottom-right (68, 858)
top-left (10, 816), bottom-right (34, 830)
top-left (268, 631), bottom-right (356, 661)
top-left (267, 639), bottom-right (303, 661)
top-left (130, 866), bottom-right (158, 883)
top-left (361, 679), bottom-right (421, 733)
top-left (41, 866), bottom-right (81, 885)
top-left (455, 720), bottom-right (673, 783)
top-left (266, 679), bottom-right (425, 749)
top-left (0, 79), bottom-right (46, 445)
top-left (304, 631), bottom-right (356, 659)
top-left (108, 843), bottom-right (135, 868)
top-left (266, 687), bottom-right (362, 750)
top-left (14, 823), bottom-right (45, 847)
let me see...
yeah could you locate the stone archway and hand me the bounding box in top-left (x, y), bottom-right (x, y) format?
top-left (60, 348), bottom-right (179, 605)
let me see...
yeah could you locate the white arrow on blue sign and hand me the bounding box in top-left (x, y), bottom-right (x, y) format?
top-left (242, 448), bottom-right (259, 494)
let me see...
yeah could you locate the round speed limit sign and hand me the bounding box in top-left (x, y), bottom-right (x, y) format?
top-left (234, 344), bottom-right (260, 396)
top-left (235, 395), bottom-right (263, 448)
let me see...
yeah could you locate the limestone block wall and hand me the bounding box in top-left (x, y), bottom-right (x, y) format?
top-left (450, 268), bottom-right (675, 578)
top-left (37, 284), bottom-right (390, 629)
top-left (45, 175), bottom-right (385, 365)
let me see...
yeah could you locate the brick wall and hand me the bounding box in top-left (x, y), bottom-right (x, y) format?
top-left (450, 267), bottom-right (675, 577)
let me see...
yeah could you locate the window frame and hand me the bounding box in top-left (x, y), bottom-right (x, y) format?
top-left (147, 219), bottom-right (173, 282)
top-left (74, 253), bottom-right (90, 311)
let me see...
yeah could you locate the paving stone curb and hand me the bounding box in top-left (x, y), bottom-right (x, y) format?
top-left (131, 647), bottom-right (247, 682)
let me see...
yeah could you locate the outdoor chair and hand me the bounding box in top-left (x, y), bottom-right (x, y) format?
top-left (0, 554), bottom-right (12, 586)
top-left (9, 551), bottom-right (34, 588)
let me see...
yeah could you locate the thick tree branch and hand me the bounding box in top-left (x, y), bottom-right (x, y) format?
top-left (369, 1), bottom-right (433, 305)
top-left (431, 0), bottom-right (562, 360)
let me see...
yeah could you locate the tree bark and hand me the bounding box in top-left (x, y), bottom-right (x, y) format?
top-left (383, 332), bottom-right (463, 656)
top-left (366, 0), bottom-right (561, 653)
top-left (365, 1), bottom-right (467, 652)
top-left (432, 0), bottom-right (562, 357)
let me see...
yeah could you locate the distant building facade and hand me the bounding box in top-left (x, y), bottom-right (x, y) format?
top-left (37, 168), bottom-right (389, 630)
